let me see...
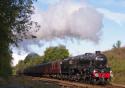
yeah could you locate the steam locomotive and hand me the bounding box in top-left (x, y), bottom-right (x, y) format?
top-left (22, 51), bottom-right (113, 84)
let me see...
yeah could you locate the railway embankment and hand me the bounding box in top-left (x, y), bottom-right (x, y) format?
top-left (104, 47), bottom-right (125, 85)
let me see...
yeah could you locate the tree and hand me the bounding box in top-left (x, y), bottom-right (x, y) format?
top-left (113, 40), bottom-right (121, 49)
top-left (15, 53), bottom-right (43, 74)
top-left (44, 45), bottom-right (69, 62)
top-left (24, 53), bottom-right (43, 66)
top-left (0, 0), bottom-right (37, 77)
top-left (15, 60), bottom-right (25, 74)
top-left (24, 53), bottom-right (39, 63)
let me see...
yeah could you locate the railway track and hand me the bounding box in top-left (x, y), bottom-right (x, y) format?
top-left (31, 77), bottom-right (125, 88)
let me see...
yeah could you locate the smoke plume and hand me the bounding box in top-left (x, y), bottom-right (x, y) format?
top-left (13, 0), bottom-right (103, 53)
top-left (31, 0), bottom-right (103, 43)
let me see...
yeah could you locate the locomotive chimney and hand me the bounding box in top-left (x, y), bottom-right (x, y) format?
top-left (95, 51), bottom-right (101, 55)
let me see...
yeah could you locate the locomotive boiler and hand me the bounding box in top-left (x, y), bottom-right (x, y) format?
top-left (22, 51), bottom-right (113, 84)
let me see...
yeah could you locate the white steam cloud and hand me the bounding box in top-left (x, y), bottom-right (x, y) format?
top-left (14, 0), bottom-right (104, 53)
top-left (31, 0), bottom-right (103, 43)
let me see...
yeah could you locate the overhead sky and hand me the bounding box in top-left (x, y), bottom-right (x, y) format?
top-left (12, 0), bottom-right (125, 66)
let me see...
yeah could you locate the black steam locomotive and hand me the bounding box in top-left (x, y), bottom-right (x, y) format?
top-left (22, 51), bottom-right (113, 84)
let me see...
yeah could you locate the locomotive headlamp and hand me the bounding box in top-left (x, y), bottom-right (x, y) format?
top-left (60, 62), bottom-right (62, 64)
top-left (93, 70), bottom-right (97, 73)
top-left (93, 70), bottom-right (99, 77)
top-left (95, 73), bottom-right (99, 77)
top-left (110, 71), bottom-right (113, 78)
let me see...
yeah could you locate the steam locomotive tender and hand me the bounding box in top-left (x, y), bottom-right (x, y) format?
top-left (23, 51), bottom-right (113, 84)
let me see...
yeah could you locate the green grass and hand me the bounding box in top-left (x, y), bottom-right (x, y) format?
top-left (104, 47), bottom-right (125, 85)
